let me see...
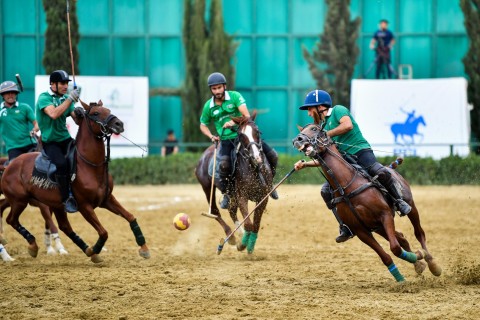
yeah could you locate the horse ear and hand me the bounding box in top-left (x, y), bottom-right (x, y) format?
top-left (296, 124), bottom-right (303, 132)
top-left (251, 110), bottom-right (257, 121)
top-left (98, 100), bottom-right (103, 106)
top-left (80, 100), bottom-right (89, 109)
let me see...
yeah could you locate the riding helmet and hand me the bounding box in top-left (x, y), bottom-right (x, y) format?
top-left (207, 72), bottom-right (227, 87)
top-left (0, 81), bottom-right (20, 95)
top-left (49, 70), bottom-right (71, 83)
top-left (299, 90), bottom-right (332, 110)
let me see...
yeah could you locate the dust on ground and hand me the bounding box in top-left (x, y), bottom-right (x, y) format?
top-left (1, 185), bottom-right (479, 319)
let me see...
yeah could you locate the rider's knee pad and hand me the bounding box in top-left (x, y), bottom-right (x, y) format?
top-left (218, 156), bottom-right (231, 177)
top-left (265, 149), bottom-right (278, 167)
top-left (320, 183), bottom-right (334, 209)
top-left (367, 162), bottom-right (390, 181)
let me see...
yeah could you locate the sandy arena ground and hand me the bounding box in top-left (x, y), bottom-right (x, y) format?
top-left (1, 185), bottom-right (479, 319)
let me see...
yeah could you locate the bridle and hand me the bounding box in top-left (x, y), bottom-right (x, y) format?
top-left (84, 106), bottom-right (118, 140)
top-left (236, 121), bottom-right (263, 167)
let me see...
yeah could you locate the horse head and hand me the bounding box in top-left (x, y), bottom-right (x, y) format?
top-left (78, 100), bottom-right (124, 138)
top-left (231, 111), bottom-right (263, 166)
top-left (292, 123), bottom-right (333, 158)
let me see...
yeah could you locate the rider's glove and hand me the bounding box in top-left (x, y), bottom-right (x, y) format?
top-left (68, 89), bottom-right (80, 103)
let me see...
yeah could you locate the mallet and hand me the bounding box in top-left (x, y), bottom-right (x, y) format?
top-left (216, 166), bottom-right (299, 255)
top-left (201, 140), bottom-right (220, 219)
top-left (15, 74), bottom-right (24, 92)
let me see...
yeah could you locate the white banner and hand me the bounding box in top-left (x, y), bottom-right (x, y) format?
top-left (35, 76), bottom-right (149, 158)
top-left (350, 78), bottom-right (471, 159)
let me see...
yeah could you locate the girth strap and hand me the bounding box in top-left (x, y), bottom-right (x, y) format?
top-left (331, 182), bottom-right (374, 205)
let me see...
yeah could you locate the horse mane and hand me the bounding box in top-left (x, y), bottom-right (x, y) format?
top-left (231, 110), bottom-right (257, 126)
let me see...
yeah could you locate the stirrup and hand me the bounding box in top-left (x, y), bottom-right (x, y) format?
top-left (270, 190), bottom-right (279, 200)
top-left (336, 224), bottom-right (354, 243)
top-left (219, 194), bottom-right (230, 209)
top-left (64, 196), bottom-right (78, 213)
top-left (396, 200), bottom-right (411, 216)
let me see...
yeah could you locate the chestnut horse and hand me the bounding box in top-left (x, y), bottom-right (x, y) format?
top-left (1, 100), bottom-right (149, 263)
top-left (195, 112), bottom-right (274, 253)
top-left (1, 155), bottom-right (68, 260)
top-left (292, 123), bottom-right (441, 282)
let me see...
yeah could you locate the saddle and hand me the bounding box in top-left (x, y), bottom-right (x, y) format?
top-left (32, 141), bottom-right (77, 187)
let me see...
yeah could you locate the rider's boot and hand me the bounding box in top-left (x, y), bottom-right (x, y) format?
top-left (265, 149), bottom-right (279, 200)
top-left (217, 174), bottom-right (230, 209)
top-left (321, 183), bottom-right (354, 243)
top-left (55, 174), bottom-right (78, 213)
top-left (380, 173), bottom-right (411, 216)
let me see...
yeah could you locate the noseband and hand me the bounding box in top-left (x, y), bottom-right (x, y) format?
top-left (85, 107), bottom-right (118, 139)
top-left (236, 123), bottom-right (263, 163)
top-left (295, 124), bottom-right (333, 157)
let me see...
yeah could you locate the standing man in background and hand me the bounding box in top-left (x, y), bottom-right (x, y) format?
top-left (370, 19), bottom-right (396, 79)
top-left (161, 129), bottom-right (179, 156)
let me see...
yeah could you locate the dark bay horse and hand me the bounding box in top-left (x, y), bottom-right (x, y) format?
top-left (292, 123), bottom-right (441, 282)
top-left (1, 100), bottom-right (149, 263)
top-left (195, 112), bottom-right (274, 253)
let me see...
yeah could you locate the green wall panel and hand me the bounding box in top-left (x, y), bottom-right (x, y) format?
top-left (293, 37), bottom-right (317, 88)
top-left (234, 37), bottom-right (252, 88)
top-left (113, 0), bottom-right (145, 35)
top-left (436, 36), bottom-right (468, 78)
top-left (256, 38), bottom-right (288, 86)
top-left (361, 0), bottom-right (396, 33)
top-left (2, 0), bottom-right (37, 33)
top-left (4, 37), bottom-right (37, 88)
top-left (292, 0), bottom-right (325, 34)
top-left (224, 0), bottom-right (252, 34)
top-left (149, 38), bottom-right (184, 88)
top-left (256, 0), bottom-right (288, 34)
top-left (78, 38), bottom-right (110, 75)
top-left (255, 90), bottom-right (288, 140)
top-left (113, 38), bottom-right (145, 76)
top-left (436, 0), bottom-right (465, 33)
top-left (78, 0), bottom-right (109, 35)
top-left (399, 0), bottom-right (432, 33)
top-left (400, 37), bottom-right (432, 79)
top-left (149, 0), bottom-right (183, 35)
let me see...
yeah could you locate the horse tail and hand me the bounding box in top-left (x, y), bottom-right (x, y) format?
top-left (388, 157), bottom-right (404, 169)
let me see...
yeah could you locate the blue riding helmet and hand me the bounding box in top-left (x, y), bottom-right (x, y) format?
top-left (207, 72), bottom-right (227, 87)
top-left (299, 90), bottom-right (332, 110)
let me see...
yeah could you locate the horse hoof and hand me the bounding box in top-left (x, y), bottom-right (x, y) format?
top-left (427, 259), bottom-right (442, 276)
top-left (85, 247), bottom-right (94, 257)
top-left (46, 246), bottom-right (57, 255)
top-left (58, 248), bottom-right (69, 255)
top-left (237, 243), bottom-right (246, 252)
top-left (414, 260), bottom-right (427, 274)
top-left (28, 243), bottom-right (39, 258)
top-left (90, 254), bottom-right (104, 263)
top-left (139, 249), bottom-right (150, 259)
top-left (227, 236), bottom-right (236, 246)
top-left (416, 249), bottom-right (425, 260)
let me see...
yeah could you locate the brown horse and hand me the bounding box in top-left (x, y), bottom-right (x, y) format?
top-left (292, 123), bottom-right (442, 282)
top-left (195, 112), bottom-right (274, 253)
top-left (1, 100), bottom-right (149, 263)
top-left (1, 155), bottom-right (68, 258)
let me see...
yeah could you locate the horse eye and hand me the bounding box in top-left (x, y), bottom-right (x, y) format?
top-left (93, 112), bottom-right (100, 116)
top-left (312, 127), bottom-right (317, 131)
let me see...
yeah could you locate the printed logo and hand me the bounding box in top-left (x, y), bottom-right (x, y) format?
top-left (391, 109), bottom-right (427, 156)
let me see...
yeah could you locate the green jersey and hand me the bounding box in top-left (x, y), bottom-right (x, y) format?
top-left (324, 105), bottom-right (371, 155)
top-left (35, 89), bottom-right (75, 143)
top-left (200, 91), bottom-right (246, 140)
top-left (0, 102), bottom-right (36, 151)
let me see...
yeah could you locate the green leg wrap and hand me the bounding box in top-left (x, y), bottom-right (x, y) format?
top-left (247, 232), bottom-right (258, 254)
top-left (241, 231), bottom-right (252, 248)
top-left (388, 263), bottom-right (405, 282)
top-left (400, 249), bottom-right (417, 263)
top-left (130, 219), bottom-right (146, 246)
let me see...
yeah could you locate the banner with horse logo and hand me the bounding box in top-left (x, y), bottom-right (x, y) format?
top-left (350, 78), bottom-right (471, 159)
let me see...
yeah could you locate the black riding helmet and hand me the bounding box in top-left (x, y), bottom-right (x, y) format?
top-left (50, 70), bottom-right (71, 84)
top-left (207, 72), bottom-right (227, 87)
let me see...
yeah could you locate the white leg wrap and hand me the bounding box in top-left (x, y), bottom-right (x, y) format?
top-left (0, 244), bottom-right (15, 262)
top-left (53, 233), bottom-right (68, 255)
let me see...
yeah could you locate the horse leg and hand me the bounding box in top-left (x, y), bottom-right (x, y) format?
top-left (201, 182), bottom-right (235, 244)
top-left (236, 198), bottom-right (252, 252)
top-left (406, 203), bottom-right (442, 276)
top-left (37, 203), bottom-right (68, 255)
top-left (6, 201), bottom-right (39, 258)
top-left (0, 243), bottom-right (14, 262)
top-left (51, 208), bottom-right (94, 257)
top-left (0, 198), bottom-right (9, 244)
top-left (356, 230), bottom-right (406, 282)
top-left (101, 194), bottom-right (149, 259)
top-left (246, 200), bottom-right (268, 254)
